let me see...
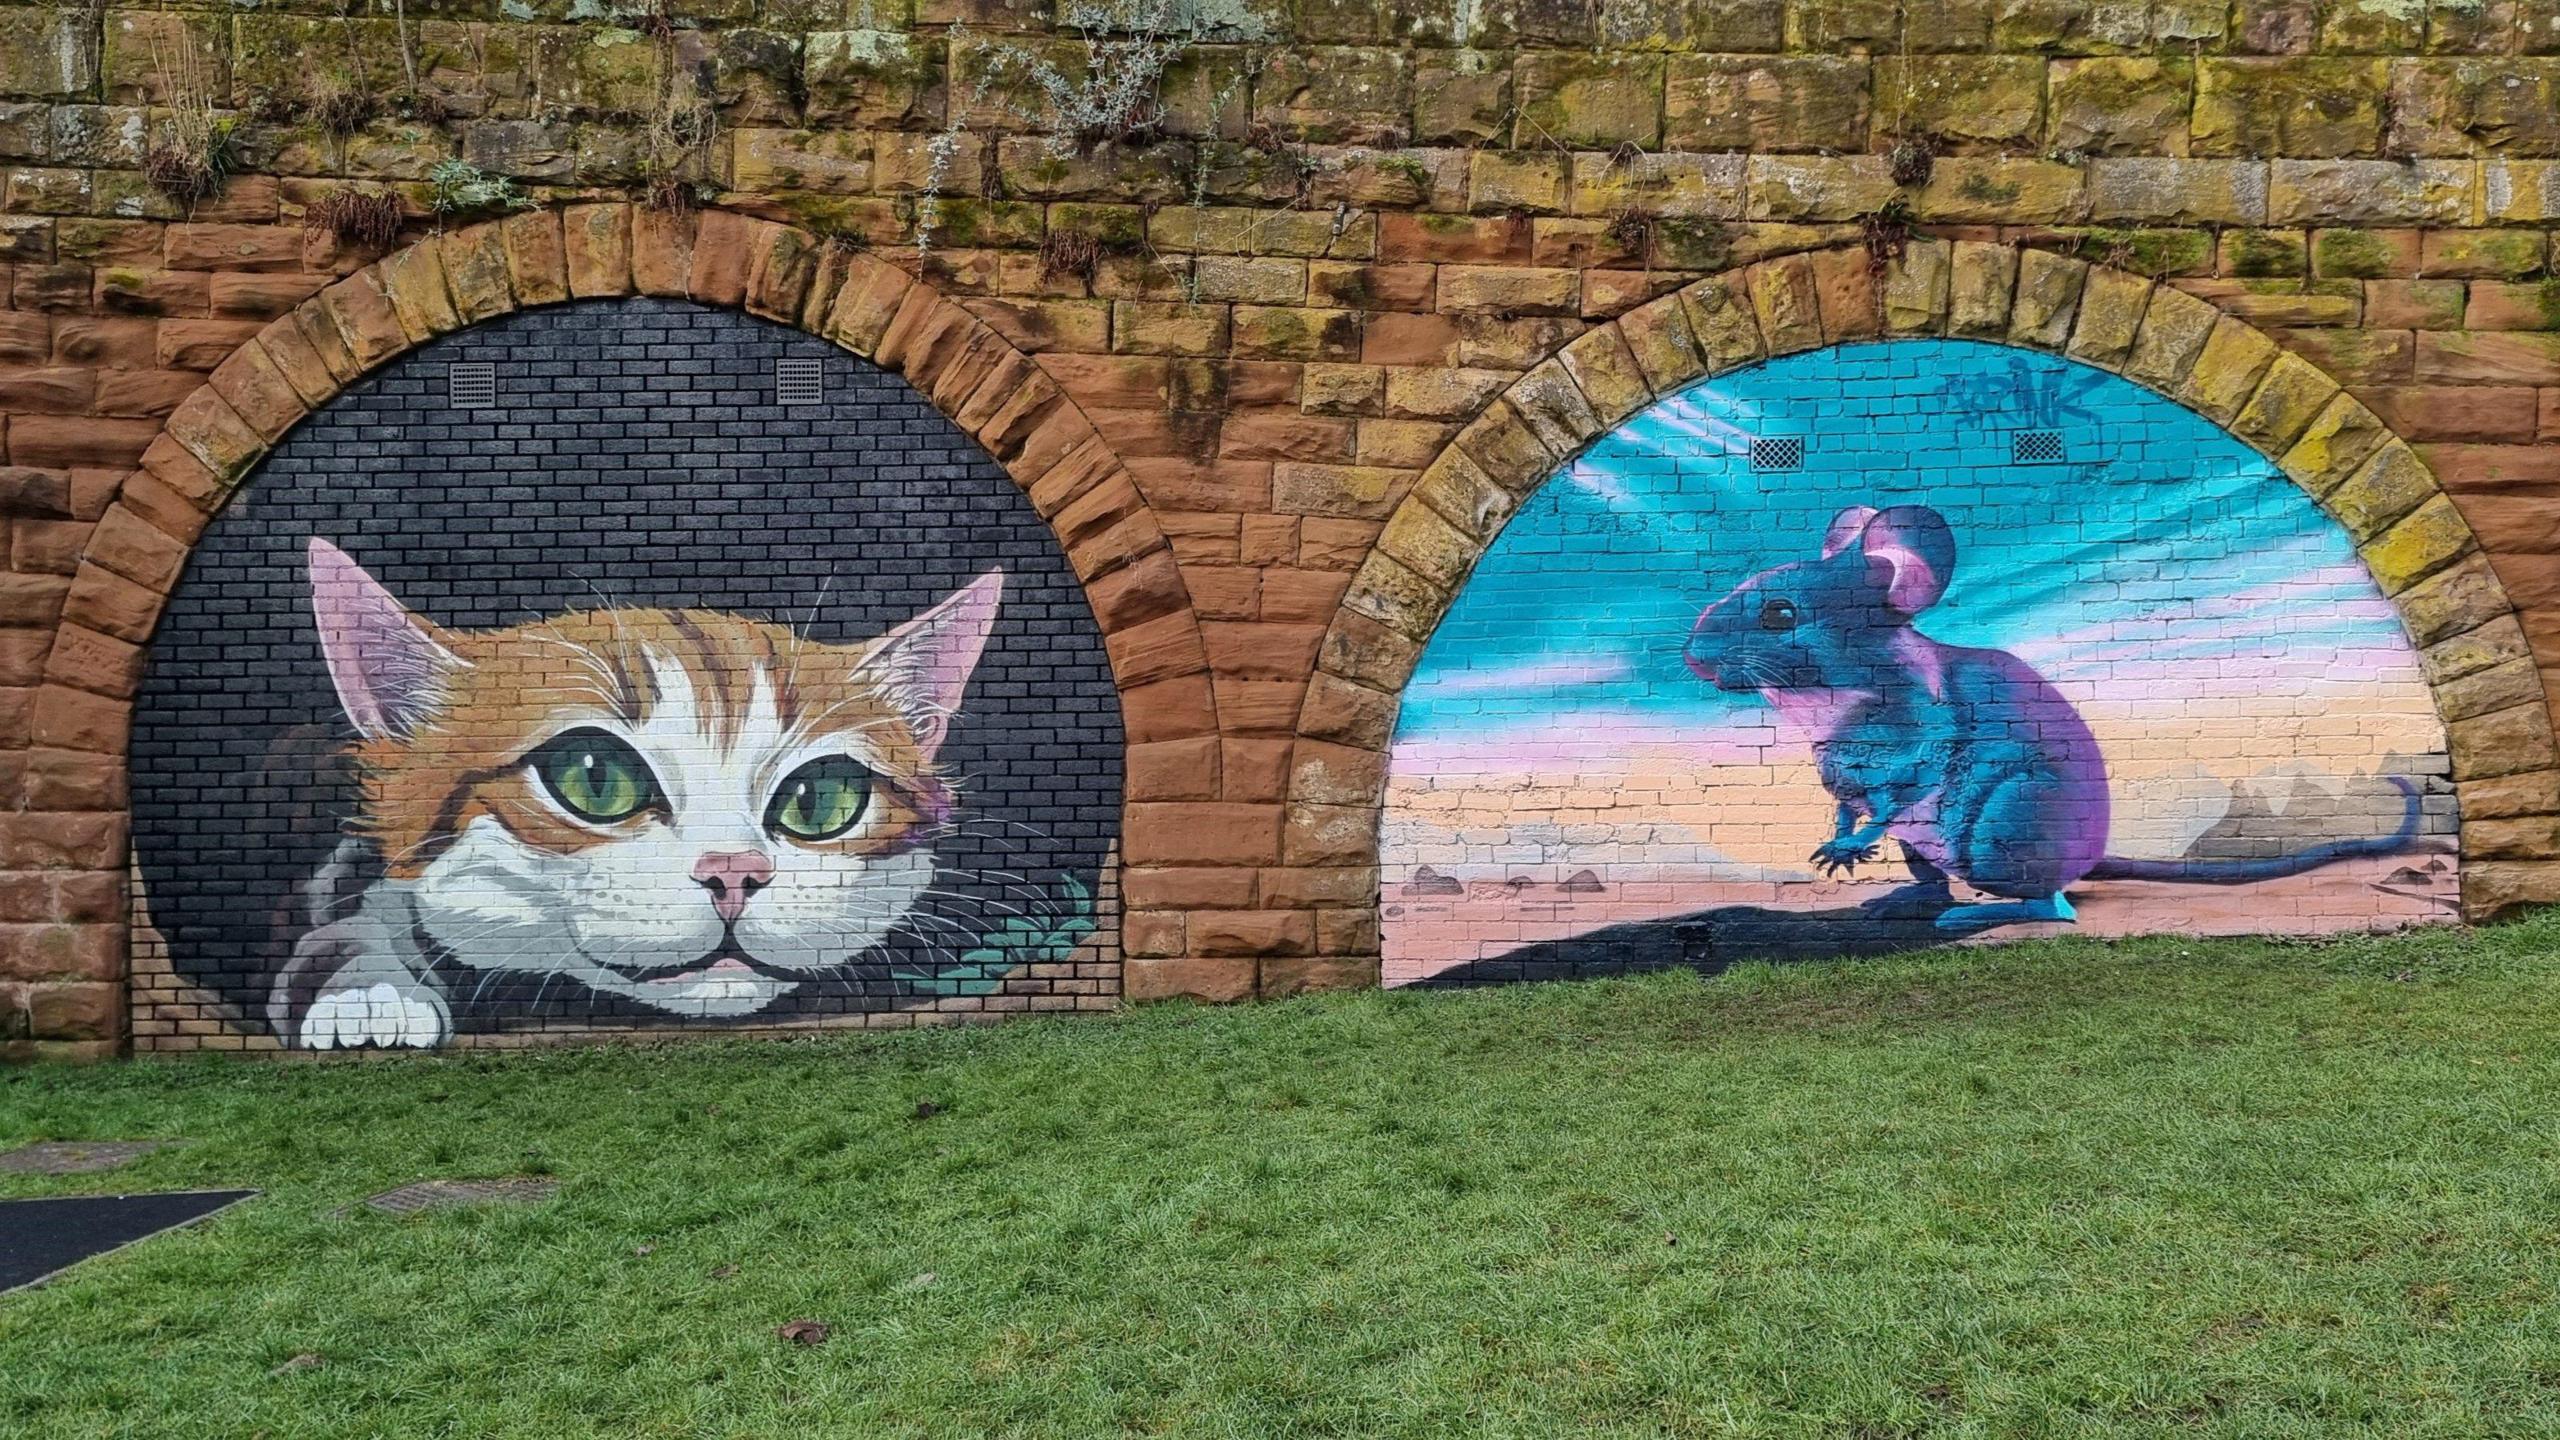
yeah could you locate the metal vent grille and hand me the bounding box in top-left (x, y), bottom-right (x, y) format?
top-left (2012, 429), bottom-right (2065, 464)
top-left (447, 362), bottom-right (496, 409)
top-left (1748, 435), bottom-right (1804, 472)
top-left (776, 357), bottom-right (824, 407)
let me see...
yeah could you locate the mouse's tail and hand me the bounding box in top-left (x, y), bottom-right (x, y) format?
top-left (2086, 775), bottom-right (2422, 885)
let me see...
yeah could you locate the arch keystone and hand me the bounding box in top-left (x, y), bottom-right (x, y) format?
top-left (498, 209), bottom-right (571, 307)
top-left (439, 223), bottom-right (517, 323)
top-left (564, 203), bottom-right (635, 296)
top-left (2008, 249), bottom-right (2087, 348)
top-left (377, 242), bottom-right (462, 341)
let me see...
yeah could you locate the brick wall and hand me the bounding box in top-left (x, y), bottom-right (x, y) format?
top-left (4, 0), bottom-right (2559, 1055)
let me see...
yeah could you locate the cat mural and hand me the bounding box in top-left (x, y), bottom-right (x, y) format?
top-left (276, 538), bottom-right (1003, 1049)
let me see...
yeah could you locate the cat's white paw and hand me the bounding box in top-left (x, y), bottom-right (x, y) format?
top-left (300, 982), bottom-right (450, 1050)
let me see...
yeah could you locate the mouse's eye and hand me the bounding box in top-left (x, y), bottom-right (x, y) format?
top-left (1758, 597), bottom-right (1800, 631)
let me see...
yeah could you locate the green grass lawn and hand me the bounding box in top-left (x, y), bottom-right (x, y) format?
top-left (6, 919), bottom-right (2560, 1438)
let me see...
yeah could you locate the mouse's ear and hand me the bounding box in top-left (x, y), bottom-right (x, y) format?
top-left (1855, 505), bottom-right (1957, 615)
top-left (1820, 505), bottom-right (1880, 558)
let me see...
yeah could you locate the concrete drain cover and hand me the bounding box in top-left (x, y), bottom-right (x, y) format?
top-left (0, 1141), bottom-right (181, 1175)
top-left (358, 1178), bottom-right (559, 1215)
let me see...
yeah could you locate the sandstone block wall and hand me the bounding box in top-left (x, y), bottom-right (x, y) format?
top-left (3, 0), bottom-right (2558, 1055)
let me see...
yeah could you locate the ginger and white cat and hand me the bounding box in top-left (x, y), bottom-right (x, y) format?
top-left (277, 538), bottom-right (1001, 1050)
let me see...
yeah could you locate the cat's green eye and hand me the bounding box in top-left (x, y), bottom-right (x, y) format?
top-left (529, 728), bottom-right (662, 825)
top-left (767, 755), bottom-right (873, 842)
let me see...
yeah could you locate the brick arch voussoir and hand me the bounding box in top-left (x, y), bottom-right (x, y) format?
top-left (1289, 238), bottom-right (2560, 923)
top-left (16, 204), bottom-right (1216, 1012)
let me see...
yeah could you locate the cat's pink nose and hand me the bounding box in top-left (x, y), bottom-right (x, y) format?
top-left (692, 850), bottom-right (774, 924)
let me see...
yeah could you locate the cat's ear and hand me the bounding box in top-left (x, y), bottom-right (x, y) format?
top-left (307, 538), bottom-right (465, 740)
top-left (860, 570), bottom-right (1004, 761)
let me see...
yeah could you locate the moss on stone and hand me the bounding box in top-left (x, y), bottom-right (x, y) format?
top-left (770, 192), bottom-right (897, 247)
top-left (2313, 228), bottom-right (2399, 279)
top-left (1242, 306), bottom-right (1309, 345)
top-left (2076, 228), bottom-right (2213, 277)
top-left (2430, 229), bottom-right (2547, 280)
top-left (1051, 203), bottom-right (1146, 251)
top-left (2193, 58), bottom-right (2388, 159)
top-left (1653, 217), bottom-right (1733, 271)
top-left (2225, 230), bottom-right (2307, 279)
top-left (1958, 172), bottom-right (2022, 205)
top-left (2047, 58), bottom-right (2193, 158)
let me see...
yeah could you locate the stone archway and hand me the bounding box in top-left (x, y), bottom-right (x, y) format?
top-left (11, 204), bottom-right (1218, 1055)
top-left (1287, 240), bottom-right (2560, 981)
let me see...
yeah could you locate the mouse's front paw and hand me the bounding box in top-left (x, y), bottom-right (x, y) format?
top-left (1810, 839), bottom-right (1879, 876)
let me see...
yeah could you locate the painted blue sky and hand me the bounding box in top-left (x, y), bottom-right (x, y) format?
top-left (1401, 339), bottom-right (2418, 742)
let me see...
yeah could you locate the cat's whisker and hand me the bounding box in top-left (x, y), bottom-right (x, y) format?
top-left (914, 888), bottom-right (1044, 919)
top-left (468, 964), bottom-right (513, 1009)
top-left (921, 876), bottom-right (1070, 907)
top-left (572, 575), bottom-right (635, 621)
top-left (892, 911), bottom-right (970, 940)
top-left (924, 860), bottom-right (1087, 896)
top-left (938, 818), bottom-right (1070, 847)
top-left (776, 574), bottom-right (838, 702)
top-left (779, 701), bottom-right (901, 746)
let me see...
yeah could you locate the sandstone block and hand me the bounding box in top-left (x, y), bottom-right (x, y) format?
top-left (2050, 58), bottom-right (2195, 157)
top-left (2360, 494), bottom-right (2473, 596)
top-left (1513, 52), bottom-right (1663, 149)
top-left (2228, 352), bottom-right (2342, 457)
top-left (1666, 56), bottom-right (1868, 154)
top-left (2194, 59), bottom-right (2387, 159)
top-left (1680, 273), bottom-right (1765, 373)
top-left (2324, 442), bottom-right (2436, 542)
top-left (1123, 957), bottom-right (1256, 1002)
top-left (1947, 241), bottom-right (2018, 338)
top-left (2268, 161), bottom-right (2473, 226)
top-left (2007, 249), bottom-right (2088, 349)
top-left (2066, 266), bottom-right (2153, 369)
top-left (1875, 237), bottom-right (1948, 334)
top-left (1746, 256), bottom-right (1822, 356)
top-left (2175, 316), bottom-right (2280, 424)
top-left (2279, 393), bottom-right (2392, 497)
top-left (1874, 57), bottom-right (2044, 147)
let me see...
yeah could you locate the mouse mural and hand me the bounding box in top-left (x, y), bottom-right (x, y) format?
top-left (1383, 339), bottom-right (2457, 987)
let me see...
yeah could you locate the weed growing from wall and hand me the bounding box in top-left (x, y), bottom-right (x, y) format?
top-left (560, 0), bottom-right (723, 214)
top-left (304, 68), bottom-right (377, 140)
top-left (143, 28), bottom-right (238, 207)
top-left (306, 188), bottom-right (407, 250)
top-left (1884, 134), bottom-right (1938, 188)
top-left (1038, 226), bottom-right (1106, 284)
top-left (1860, 197), bottom-right (1915, 274)
top-left (639, 72), bottom-right (721, 213)
top-left (915, 0), bottom-right (1269, 255)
